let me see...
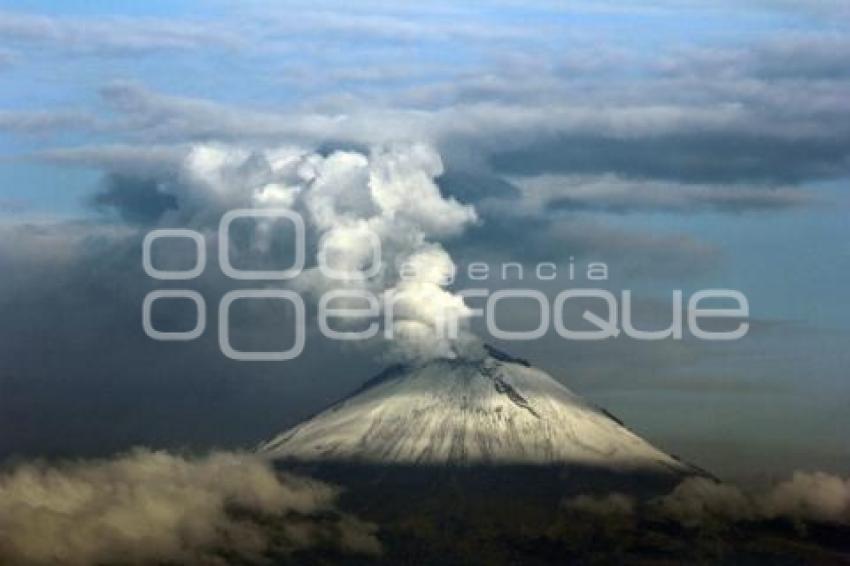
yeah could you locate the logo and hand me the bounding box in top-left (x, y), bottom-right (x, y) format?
top-left (142, 209), bottom-right (750, 361)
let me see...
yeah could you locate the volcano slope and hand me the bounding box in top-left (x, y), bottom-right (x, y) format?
top-left (259, 348), bottom-right (850, 565)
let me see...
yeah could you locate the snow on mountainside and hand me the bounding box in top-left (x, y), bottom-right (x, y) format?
top-left (261, 347), bottom-right (691, 474)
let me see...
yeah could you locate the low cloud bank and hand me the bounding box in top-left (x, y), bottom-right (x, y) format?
top-left (0, 449), bottom-right (380, 565)
top-left (564, 471), bottom-right (850, 527)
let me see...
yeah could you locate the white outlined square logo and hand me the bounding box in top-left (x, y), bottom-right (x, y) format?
top-left (142, 290), bottom-right (206, 341)
top-left (218, 289), bottom-right (305, 361)
top-left (219, 209), bottom-right (305, 280)
top-left (143, 229), bottom-right (206, 280)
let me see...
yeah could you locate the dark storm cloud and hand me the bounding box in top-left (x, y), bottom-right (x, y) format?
top-left (663, 34), bottom-right (850, 81)
top-left (547, 187), bottom-right (810, 214)
top-left (436, 170), bottom-right (521, 202)
top-left (31, 31), bottom-right (848, 211)
top-left (490, 132), bottom-right (850, 186)
top-left (26, 20), bottom-right (850, 195)
top-left (0, 220), bottom-right (384, 459)
top-left (91, 174), bottom-right (178, 224)
top-left (431, 34), bottom-right (850, 191)
top-left (755, 41), bottom-right (850, 80)
top-left (510, 174), bottom-right (812, 215)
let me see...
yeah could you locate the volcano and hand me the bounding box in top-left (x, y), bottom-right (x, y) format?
top-left (258, 349), bottom-right (786, 565)
top-left (261, 346), bottom-right (700, 485)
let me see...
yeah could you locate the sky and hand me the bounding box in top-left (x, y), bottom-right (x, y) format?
top-left (0, 0), bottom-right (849, 481)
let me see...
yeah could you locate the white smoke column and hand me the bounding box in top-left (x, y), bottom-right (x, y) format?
top-left (168, 142), bottom-right (479, 362)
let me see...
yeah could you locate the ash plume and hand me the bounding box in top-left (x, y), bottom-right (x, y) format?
top-left (153, 141), bottom-right (479, 361)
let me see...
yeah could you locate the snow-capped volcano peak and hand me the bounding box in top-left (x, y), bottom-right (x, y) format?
top-left (261, 346), bottom-right (690, 474)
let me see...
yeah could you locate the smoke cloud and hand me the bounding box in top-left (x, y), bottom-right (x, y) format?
top-left (149, 141), bottom-right (479, 361)
top-left (0, 449), bottom-right (380, 565)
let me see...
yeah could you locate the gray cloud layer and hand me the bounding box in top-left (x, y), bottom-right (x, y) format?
top-left (0, 10), bottom-right (241, 55)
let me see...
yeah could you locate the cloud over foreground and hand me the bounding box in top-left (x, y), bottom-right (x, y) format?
top-left (565, 471), bottom-right (850, 527)
top-left (0, 449), bottom-right (380, 565)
